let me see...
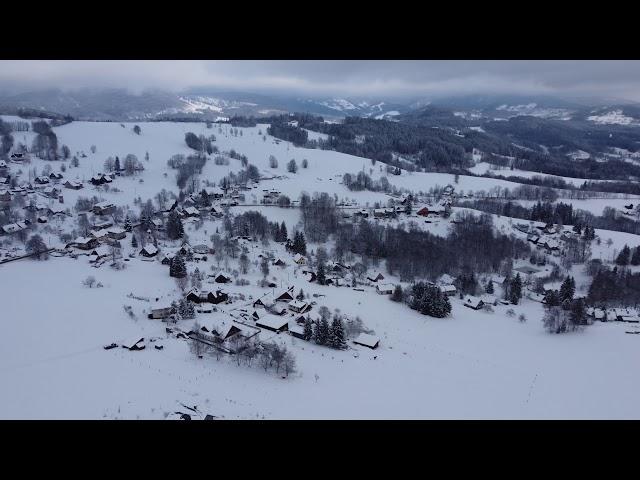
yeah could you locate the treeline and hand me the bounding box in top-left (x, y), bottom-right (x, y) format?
top-left (267, 122), bottom-right (308, 146)
top-left (458, 198), bottom-right (640, 236)
top-left (31, 120), bottom-right (58, 160)
top-left (300, 192), bottom-right (340, 242)
top-left (167, 153), bottom-right (207, 190)
top-left (333, 211), bottom-right (530, 282)
top-left (588, 266), bottom-right (640, 307)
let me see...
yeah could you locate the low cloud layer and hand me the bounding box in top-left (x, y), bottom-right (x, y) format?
top-left (1, 60), bottom-right (639, 101)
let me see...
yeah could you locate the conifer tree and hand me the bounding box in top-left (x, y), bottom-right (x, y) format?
top-left (560, 276), bottom-right (575, 302)
top-left (317, 262), bottom-right (326, 285)
top-left (303, 318), bottom-right (313, 341)
top-left (616, 244), bottom-right (631, 266)
top-left (167, 210), bottom-right (184, 240)
top-left (509, 274), bottom-right (522, 305)
top-left (124, 215), bottom-right (132, 232)
top-left (329, 316), bottom-right (347, 349)
top-left (131, 235), bottom-right (138, 248)
top-left (170, 254), bottom-right (187, 278)
top-left (631, 247), bottom-right (640, 266)
top-left (485, 280), bottom-right (494, 294)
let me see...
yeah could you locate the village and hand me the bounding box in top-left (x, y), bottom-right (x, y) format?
top-left (2, 114), bottom-right (640, 420)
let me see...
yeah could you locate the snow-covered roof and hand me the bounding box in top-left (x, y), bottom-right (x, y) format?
top-left (438, 274), bottom-right (456, 285)
top-left (90, 229), bottom-right (110, 238)
top-left (491, 275), bottom-right (506, 284)
top-left (480, 294), bottom-right (497, 304)
top-left (256, 315), bottom-right (289, 330)
top-left (94, 201), bottom-right (115, 209)
top-left (107, 227), bottom-right (125, 234)
top-left (464, 295), bottom-right (483, 308)
top-left (439, 284), bottom-right (457, 293)
top-left (141, 244), bottom-right (158, 255)
top-left (288, 324), bottom-right (305, 336)
top-left (73, 236), bottom-right (94, 245)
top-left (353, 333), bottom-right (379, 348)
top-left (293, 253), bottom-right (305, 262)
top-left (288, 299), bottom-right (308, 310)
top-left (91, 245), bottom-right (112, 258)
top-left (184, 206), bottom-right (200, 215)
top-left (376, 283), bottom-right (394, 291)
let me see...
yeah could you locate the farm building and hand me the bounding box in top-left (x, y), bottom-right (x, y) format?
top-left (480, 294), bottom-right (498, 306)
top-left (256, 316), bottom-right (289, 333)
top-left (288, 324), bottom-right (306, 339)
top-left (293, 253), bottom-right (306, 265)
top-left (34, 176), bottom-right (50, 185)
top-left (416, 207), bottom-right (429, 216)
top-left (376, 283), bottom-right (394, 295)
top-left (353, 333), bottom-right (380, 349)
top-left (463, 296), bottom-right (484, 310)
top-left (186, 289), bottom-right (228, 305)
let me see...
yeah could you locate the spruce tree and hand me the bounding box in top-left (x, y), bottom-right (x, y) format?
top-left (509, 274), bottom-right (522, 305)
top-left (485, 280), bottom-right (494, 294)
top-left (317, 263), bottom-right (326, 285)
top-left (631, 247), bottom-right (640, 266)
top-left (318, 318), bottom-right (330, 345)
top-left (167, 210), bottom-right (184, 240)
top-left (616, 245), bottom-right (631, 266)
top-left (131, 235), bottom-right (138, 248)
top-left (303, 318), bottom-right (313, 341)
top-left (559, 276), bottom-right (575, 302)
top-left (114, 156), bottom-right (120, 172)
top-left (170, 254), bottom-right (187, 278)
top-left (279, 221), bottom-right (288, 242)
top-left (329, 317), bottom-right (347, 349)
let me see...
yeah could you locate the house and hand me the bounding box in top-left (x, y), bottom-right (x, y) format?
top-left (90, 174), bottom-right (112, 186)
top-left (416, 207), bottom-right (430, 216)
top-left (89, 245), bottom-right (112, 261)
top-left (148, 307), bottom-right (174, 319)
top-left (593, 309), bottom-right (605, 321)
top-left (353, 333), bottom-right (379, 349)
top-left (367, 272), bottom-right (385, 282)
top-left (0, 190), bottom-right (13, 202)
top-left (1, 222), bottom-right (29, 235)
top-left (288, 299), bottom-right (310, 313)
top-left (256, 315), bottom-right (289, 333)
top-left (354, 209), bottom-right (369, 218)
top-left (192, 244), bottom-right (209, 255)
top-left (89, 229), bottom-right (110, 241)
top-left (92, 201), bottom-right (116, 215)
top-left (463, 295), bottom-right (484, 310)
top-left (293, 253), bottom-right (306, 265)
top-left (527, 292), bottom-right (545, 303)
top-left (107, 227), bottom-right (127, 240)
top-left (34, 176), bottom-right (50, 185)
top-left (183, 206), bottom-right (200, 217)
top-left (273, 258), bottom-right (286, 267)
top-left (276, 289), bottom-right (294, 302)
top-left (139, 245), bottom-right (159, 257)
top-left (253, 298), bottom-right (266, 309)
top-left (186, 289), bottom-right (228, 305)
top-left (373, 208), bottom-right (388, 219)
top-left (42, 186), bottom-right (60, 198)
top-left (438, 273), bottom-right (456, 285)
top-left (439, 284), bottom-right (457, 296)
top-left (605, 310), bottom-right (618, 322)
top-left (376, 283), bottom-right (395, 295)
top-left (63, 180), bottom-right (83, 190)
top-left (209, 206), bottom-right (223, 217)
top-left (10, 152), bottom-right (29, 162)
top-left (92, 219), bottom-right (113, 230)
top-left (70, 236), bottom-right (98, 250)
top-left (213, 273), bottom-right (232, 284)
top-left (480, 294), bottom-right (498, 306)
top-left (490, 275), bottom-right (507, 286)
top-left (49, 172), bottom-right (63, 180)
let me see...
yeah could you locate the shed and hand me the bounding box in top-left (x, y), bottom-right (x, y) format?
top-left (353, 333), bottom-right (380, 349)
top-left (376, 283), bottom-right (394, 295)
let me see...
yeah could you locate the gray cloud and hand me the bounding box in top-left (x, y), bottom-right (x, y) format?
top-left (0, 60), bottom-right (639, 101)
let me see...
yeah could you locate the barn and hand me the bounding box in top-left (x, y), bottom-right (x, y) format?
top-left (276, 289), bottom-right (295, 302)
top-left (367, 272), bottom-right (385, 282)
top-left (148, 307), bottom-right (174, 319)
top-left (416, 207), bottom-right (429, 216)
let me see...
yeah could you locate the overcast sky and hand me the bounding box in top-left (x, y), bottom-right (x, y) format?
top-left (0, 60), bottom-right (639, 101)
